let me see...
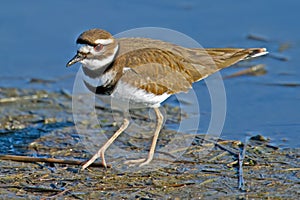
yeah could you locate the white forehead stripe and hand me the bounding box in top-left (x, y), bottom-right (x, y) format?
top-left (94, 39), bottom-right (114, 45)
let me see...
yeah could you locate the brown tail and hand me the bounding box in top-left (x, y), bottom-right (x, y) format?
top-left (205, 48), bottom-right (268, 69)
top-left (181, 47), bottom-right (268, 83)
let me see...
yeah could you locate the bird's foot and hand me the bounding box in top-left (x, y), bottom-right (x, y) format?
top-left (81, 148), bottom-right (107, 170)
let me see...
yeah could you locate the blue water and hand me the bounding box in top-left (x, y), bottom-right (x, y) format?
top-left (0, 0), bottom-right (299, 147)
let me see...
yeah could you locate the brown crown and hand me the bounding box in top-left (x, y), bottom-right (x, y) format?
top-left (76, 29), bottom-right (113, 46)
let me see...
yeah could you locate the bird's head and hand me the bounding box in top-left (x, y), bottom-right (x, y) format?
top-left (66, 29), bottom-right (119, 69)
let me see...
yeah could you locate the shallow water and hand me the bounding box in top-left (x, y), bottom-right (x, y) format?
top-left (0, 0), bottom-right (299, 147)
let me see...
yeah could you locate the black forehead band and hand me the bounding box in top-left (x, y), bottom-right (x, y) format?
top-left (76, 38), bottom-right (97, 46)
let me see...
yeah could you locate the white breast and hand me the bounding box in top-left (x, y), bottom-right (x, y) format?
top-left (111, 80), bottom-right (170, 108)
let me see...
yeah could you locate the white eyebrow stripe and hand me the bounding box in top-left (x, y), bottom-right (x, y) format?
top-left (94, 39), bottom-right (114, 45)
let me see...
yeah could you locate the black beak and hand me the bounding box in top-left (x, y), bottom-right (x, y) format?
top-left (66, 52), bottom-right (86, 67)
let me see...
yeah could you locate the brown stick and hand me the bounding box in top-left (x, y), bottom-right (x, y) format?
top-left (0, 154), bottom-right (109, 168)
top-left (0, 94), bottom-right (49, 103)
top-left (238, 138), bottom-right (248, 191)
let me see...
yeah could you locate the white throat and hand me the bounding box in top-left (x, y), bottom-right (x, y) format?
top-left (80, 45), bottom-right (119, 70)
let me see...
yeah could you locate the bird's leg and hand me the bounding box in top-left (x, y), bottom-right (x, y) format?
top-left (125, 107), bottom-right (164, 166)
top-left (81, 118), bottom-right (130, 170)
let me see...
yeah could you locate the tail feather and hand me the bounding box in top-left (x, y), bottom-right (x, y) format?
top-left (245, 48), bottom-right (268, 59)
top-left (185, 47), bottom-right (268, 83)
top-left (205, 48), bottom-right (268, 69)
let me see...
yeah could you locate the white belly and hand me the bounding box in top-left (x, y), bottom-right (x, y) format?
top-left (111, 80), bottom-right (170, 108)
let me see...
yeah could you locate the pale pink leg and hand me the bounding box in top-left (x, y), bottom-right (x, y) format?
top-left (81, 118), bottom-right (130, 170)
top-left (125, 107), bottom-right (163, 166)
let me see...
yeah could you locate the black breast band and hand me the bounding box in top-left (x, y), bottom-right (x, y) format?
top-left (83, 80), bottom-right (116, 95)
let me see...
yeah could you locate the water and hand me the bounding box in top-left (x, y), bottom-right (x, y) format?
top-left (0, 0), bottom-right (299, 147)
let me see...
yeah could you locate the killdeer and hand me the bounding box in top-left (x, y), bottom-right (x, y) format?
top-left (66, 28), bottom-right (268, 170)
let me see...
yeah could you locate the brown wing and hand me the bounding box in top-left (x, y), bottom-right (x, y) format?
top-left (115, 39), bottom-right (267, 95)
top-left (114, 48), bottom-right (201, 95)
top-left (118, 38), bottom-right (266, 73)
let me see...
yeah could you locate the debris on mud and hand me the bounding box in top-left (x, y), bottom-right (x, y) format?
top-left (0, 87), bottom-right (299, 199)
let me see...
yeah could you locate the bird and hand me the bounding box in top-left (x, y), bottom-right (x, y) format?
top-left (66, 28), bottom-right (268, 170)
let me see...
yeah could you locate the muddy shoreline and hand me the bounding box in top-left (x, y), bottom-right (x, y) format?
top-left (0, 87), bottom-right (299, 199)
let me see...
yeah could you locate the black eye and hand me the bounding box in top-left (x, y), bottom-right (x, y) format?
top-left (94, 44), bottom-right (103, 52)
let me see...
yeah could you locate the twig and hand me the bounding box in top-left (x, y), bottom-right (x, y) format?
top-left (208, 151), bottom-right (228, 162)
top-left (0, 94), bottom-right (49, 103)
top-left (0, 154), bottom-right (109, 168)
top-left (280, 168), bottom-right (300, 172)
top-left (264, 82), bottom-right (300, 88)
top-left (238, 152), bottom-right (245, 190)
top-left (224, 64), bottom-right (266, 79)
top-left (238, 137), bottom-right (249, 191)
top-left (0, 184), bottom-right (62, 193)
top-left (195, 136), bottom-right (239, 156)
top-left (93, 182), bottom-right (195, 192)
top-left (268, 53), bottom-right (289, 61)
top-left (215, 142), bottom-right (239, 157)
top-left (41, 189), bottom-right (71, 200)
top-left (29, 78), bottom-right (55, 84)
top-left (247, 34), bottom-right (269, 42)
